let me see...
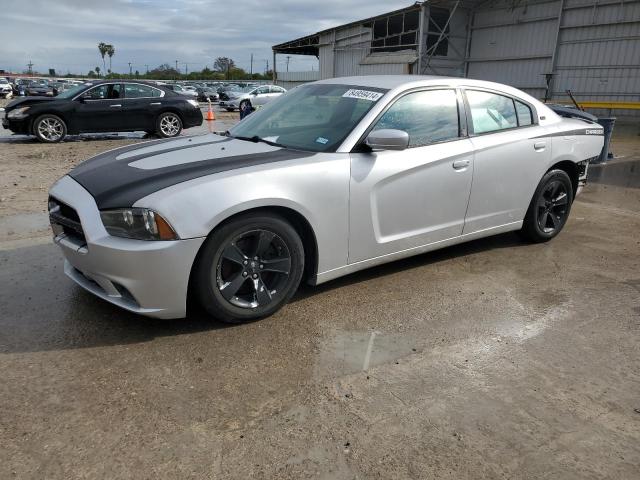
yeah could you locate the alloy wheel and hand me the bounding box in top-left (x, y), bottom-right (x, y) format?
top-left (37, 118), bottom-right (64, 142)
top-left (537, 180), bottom-right (569, 233)
top-left (159, 114), bottom-right (181, 136)
top-left (215, 229), bottom-right (291, 309)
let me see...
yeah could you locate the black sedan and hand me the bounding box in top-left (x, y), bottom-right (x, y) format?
top-left (2, 81), bottom-right (204, 143)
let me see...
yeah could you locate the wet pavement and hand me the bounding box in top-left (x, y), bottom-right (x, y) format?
top-left (1, 133), bottom-right (640, 478)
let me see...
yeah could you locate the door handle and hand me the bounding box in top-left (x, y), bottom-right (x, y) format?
top-left (110, 104), bottom-right (122, 108)
top-left (150, 102), bottom-right (161, 105)
top-left (534, 141), bottom-right (546, 151)
top-left (452, 159), bottom-right (470, 170)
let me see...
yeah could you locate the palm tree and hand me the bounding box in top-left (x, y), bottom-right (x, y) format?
top-left (95, 66), bottom-right (101, 77)
top-left (106, 44), bottom-right (115, 74)
top-left (98, 42), bottom-right (108, 75)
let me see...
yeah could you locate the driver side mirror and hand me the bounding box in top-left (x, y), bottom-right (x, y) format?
top-left (365, 129), bottom-right (409, 151)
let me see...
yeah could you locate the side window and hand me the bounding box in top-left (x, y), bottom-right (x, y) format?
top-left (124, 84), bottom-right (161, 98)
top-left (466, 90), bottom-right (518, 134)
top-left (515, 100), bottom-right (533, 126)
top-left (270, 86), bottom-right (285, 93)
top-left (84, 84), bottom-right (121, 100)
top-left (257, 86), bottom-right (270, 95)
top-left (372, 89), bottom-right (459, 147)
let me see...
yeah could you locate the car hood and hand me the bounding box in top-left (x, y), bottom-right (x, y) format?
top-left (69, 134), bottom-right (314, 209)
top-left (5, 96), bottom-right (57, 110)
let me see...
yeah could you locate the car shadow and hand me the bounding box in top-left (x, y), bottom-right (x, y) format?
top-left (0, 231), bottom-right (526, 355)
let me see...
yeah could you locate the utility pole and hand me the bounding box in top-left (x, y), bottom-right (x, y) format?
top-left (128, 62), bottom-right (132, 77)
top-left (265, 60), bottom-right (269, 75)
top-left (286, 56), bottom-right (290, 72)
top-left (185, 63), bottom-right (188, 75)
top-left (250, 53), bottom-right (253, 78)
top-left (145, 64), bottom-right (149, 74)
top-left (27, 60), bottom-right (33, 75)
top-left (175, 60), bottom-right (179, 72)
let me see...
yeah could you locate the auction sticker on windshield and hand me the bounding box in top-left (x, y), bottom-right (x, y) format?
top-left (342, 89), bottom-right (384, 101)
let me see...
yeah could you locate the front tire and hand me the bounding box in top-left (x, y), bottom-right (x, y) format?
top-left (193, 213), bottom-right (305, 323)
top-left (521, 169), bottom-right (573, 242)
top-left (156, 112), bottom-right (182, 138)
top-left (33, 114), bottom-right (67, 143)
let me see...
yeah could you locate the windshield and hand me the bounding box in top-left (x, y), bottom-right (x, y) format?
top-left (55, 84), bottom-right (90, 99)
top-left (229, 83), bottom-right (388, 152)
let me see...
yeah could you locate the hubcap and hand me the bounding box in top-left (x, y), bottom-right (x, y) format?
top-left (160, 115), bottom-right (180, 136)
top-left (537, 180), bottom-right (569, 233)
top-left (38, 118), bottom-right (63, 141)
top-left (215, 229), bottom-right (291, 309)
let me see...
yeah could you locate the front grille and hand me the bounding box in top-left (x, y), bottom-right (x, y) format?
top-left (48, 196), bottom-right (86, 243)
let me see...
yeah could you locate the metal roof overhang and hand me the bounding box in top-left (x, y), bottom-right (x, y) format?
top-left (272, 0), bottom-right (492, 56)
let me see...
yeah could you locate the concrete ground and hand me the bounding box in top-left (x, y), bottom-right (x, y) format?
top-left (0, 122), bottom-right (639, 479)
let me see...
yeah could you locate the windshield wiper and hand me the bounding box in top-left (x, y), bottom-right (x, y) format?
top-left (230, 134), bottom-right (284, 148)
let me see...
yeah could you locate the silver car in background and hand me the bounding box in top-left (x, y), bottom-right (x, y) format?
top-left (48, 76), bottom-right (604, 323)
top-left (219, 84), bottom-right (286, 111)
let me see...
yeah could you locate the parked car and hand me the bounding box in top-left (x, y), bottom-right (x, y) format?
top-left (219, 85), bottom-right (286, 111)
top-left (195, 87), bottom-right (218, 102)
top-left (3, 80), bottom-right (203, 142)
top-left (170, 84), bottom-right (198, 98)
top-left (24, 81), bottom-right (55, 97)
top-left (0, 77), bottom-right (12, 98)
top-left (47, 76), bottom-right (604, 322)
top-left (217, 84), bottom-right (243, 101)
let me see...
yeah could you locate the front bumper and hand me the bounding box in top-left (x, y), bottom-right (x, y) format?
top-left (49, 175), bottom-right (205, 319)
top-left (2, 116), bottom-right (30, 133)
top-left (219, 100), bottom-right (239, 109)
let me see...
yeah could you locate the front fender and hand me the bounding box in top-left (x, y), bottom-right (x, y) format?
top-left (134, 155), bottom-right (351, 275)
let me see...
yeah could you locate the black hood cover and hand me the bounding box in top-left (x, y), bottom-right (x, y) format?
top-left (69, 135), bottom-right (314, 209)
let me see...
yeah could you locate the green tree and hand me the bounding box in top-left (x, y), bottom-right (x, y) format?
top-left (106, 44), bottom-right (115, 73)
top-left (95, 66), bottom-right (101, 77)
top-left (98, 42), bottom-right (108, 73)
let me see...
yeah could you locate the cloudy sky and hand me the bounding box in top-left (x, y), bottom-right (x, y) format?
top-left (1, 0), bottom-right (410, 76)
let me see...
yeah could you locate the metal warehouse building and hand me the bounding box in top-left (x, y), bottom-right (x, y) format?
top-left (273, 0), bottom-right (640, 118)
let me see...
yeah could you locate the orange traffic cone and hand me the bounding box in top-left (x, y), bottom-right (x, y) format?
top-left (205, 99), bottom-right (215, 121)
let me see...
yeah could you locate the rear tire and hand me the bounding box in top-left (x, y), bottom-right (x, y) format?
top-left (156, 112), bottom-right (182, 138)
top-left (520, 169), bottom-right (573, 242)
top-left (193, 213), bottom-right (305, 323)
top-left (33, 114), bottom-right (67, 143)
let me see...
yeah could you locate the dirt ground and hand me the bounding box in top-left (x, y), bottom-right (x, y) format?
top-left (1, 101), bottom-right (639, 479)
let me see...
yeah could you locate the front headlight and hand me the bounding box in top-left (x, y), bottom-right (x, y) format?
top-left (187, 99), bottom-right (200, 108)
top-left (100, 208), bottom-right (178, 241)
top-left (7, 106), bottom-right (30, 119)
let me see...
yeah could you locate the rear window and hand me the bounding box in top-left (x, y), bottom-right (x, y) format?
top-left (466, 90), bottom-right (518, 134)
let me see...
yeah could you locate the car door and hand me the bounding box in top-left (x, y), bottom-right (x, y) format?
top-left (462, 89), bottom-right (552, 234)
top-left (349, 88), bottom-right (474, 264)
top-left (74, 84), bottom-right (124, 132)
top-left (122, 83), bottom-right (165, 131)
top-left (252, 86), bottom-right (271, 107)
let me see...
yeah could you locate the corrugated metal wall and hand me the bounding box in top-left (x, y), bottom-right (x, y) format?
top-left (468, 0), bottom-right (640, 117)
top-left (276, 70), bottom-right (320, 90)
top-left (313, 0), bottom-right (639, 117)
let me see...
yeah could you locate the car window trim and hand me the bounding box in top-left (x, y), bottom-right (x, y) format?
top-left (352, 86), bottom-right (466, 152)
top-left (122, 82), bottom-right (166, 100)
top-left (73, 82), bottom-right (165, 101)
top-left (460, 87), bottom-right (539, 137)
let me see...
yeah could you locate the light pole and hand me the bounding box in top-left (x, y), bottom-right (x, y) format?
top-left (128, 62), bottom-right (132, 78)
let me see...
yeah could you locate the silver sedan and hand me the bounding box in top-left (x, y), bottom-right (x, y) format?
top-left (49, 76), bottom-right (604, 322)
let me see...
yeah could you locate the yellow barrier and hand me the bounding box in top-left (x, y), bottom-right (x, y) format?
top-left (551, 101), bottom-right (640, 110)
